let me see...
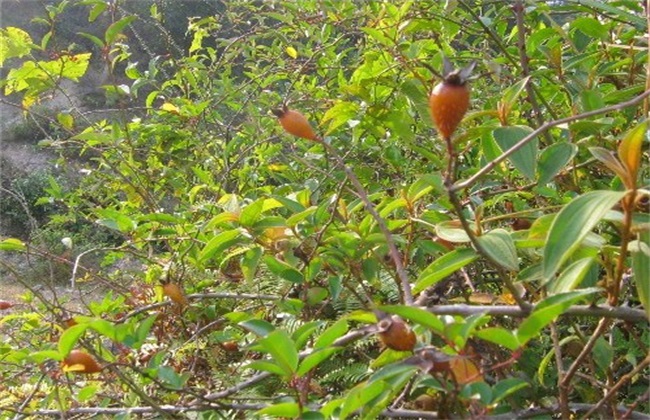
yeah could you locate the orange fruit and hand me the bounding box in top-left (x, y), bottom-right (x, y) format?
top-left (428, 59), bottom-right (475, 140)
top-left (162, 282), bottom-right (188, 307)
top-left (377, 316), bottom-right (416, 352)
top-left (62, 349), bottom-right (102, 374)
top-left (272, 106), bottom-right (319, 141)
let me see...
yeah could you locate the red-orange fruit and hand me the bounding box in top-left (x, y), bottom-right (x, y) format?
top-left (62, 349), bottom-right (102, 374)
top-left (0, 301), bottom-right (14, 310)
top-left (428, 60), bottom-right (475, 140)
top-left (377, 316), bottom-right (416, 352)
top-left (163, 282), bottom-right (188, 306)
top-left (272, 107), bottom-right (319, 141)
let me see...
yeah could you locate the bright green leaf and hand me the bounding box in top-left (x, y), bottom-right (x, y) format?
top-left (414, 248), bottom-right (478, 294)
top-left (493, 126), bottom-right (538, 181)
top-left (476, 228), bottom-right (519, 271)
top-left (543, 190), bottom-right (626, 282)
top-left (538, 142), bottom-right (578, 185)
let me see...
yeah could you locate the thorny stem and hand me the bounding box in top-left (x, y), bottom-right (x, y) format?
top-left (320, 140), bottom-right (414, 305)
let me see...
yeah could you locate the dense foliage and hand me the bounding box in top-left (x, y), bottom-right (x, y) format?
top-left (1, 0), bottom-right (648, 418)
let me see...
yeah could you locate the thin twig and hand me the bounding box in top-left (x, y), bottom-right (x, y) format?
top-left (425, 303), bottom-right (647, 323)
top-left (320, 141), bottom-right (414, 305)
top-left (581, 353), bottom-right (650, 419)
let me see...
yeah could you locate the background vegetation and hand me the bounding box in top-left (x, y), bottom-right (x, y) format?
top-left (0, 0), bottom-right (648, 418)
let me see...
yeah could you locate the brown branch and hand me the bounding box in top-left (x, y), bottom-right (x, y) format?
top-left (426, 304), bottom-right (647, 323)
top-left (581, 352), bottom-right (650, 419)
top-left (452, 89), bottom-right (650, 193)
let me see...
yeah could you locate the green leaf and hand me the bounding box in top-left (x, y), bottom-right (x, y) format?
top-left (292, 321), bottom-right (323, 350)
top-left (414, 248), bottom-right (478, 294)
top-left (630, 231), bottom-right (650, 320)
top-left (474, 327), bottom-right (520, 351)
top-left (517, 288), bottom-right (601, 345)
top-left (493, 126), bottom-right (537, 181)
top-left (258, 330), bottom-right (298, 376)
top-left (0, 238), bottom-right (26, 251)
top-left (547, 257), bottom-right (594, 295)
top-left (379, 305), bottom-right (444, 333)
top-left (476, 228), bottom-right (519, 271)
top-left (340, 381), bottom-right (387, 420)
top-left (538, 142), bottom-right (578, 185)
top-left (436, 221), bottom-right (472, 243)
top-left (499, 76), bottom-right (530, 123)
top-left (105, 15), bottom-right (136, 44)
top-left (314, 319), bottom-right (348, 349)
top-left (592, 336), bottom-right (613, 374)
top-left (618, 121), bottom-right (647, 185)
top-left (0, 27), bottom-right (33, 66)
top-left (543, 190), bottom-right (626, 282)
top-left (238, 198), bottom-right (265, 227)
top-left (199, 229), bottom-right (242, 263)
top-left (245, 360), bottom-right (286, 376)
top-left (589, 146), bottom-right (628, 181)
top-left (95, 209), bottom-right (136, 233)
top-left (492, 378), bottom-right (530, 404)
top-left (297, 347), bottom-right (342, 376)
top-left (58, 324), bottom-right (89, 356)
top-left (256, 402), bottom-right (301, 418)
top-left (238, 319), bottom-right (275, 337)
top-left (77, 385), bottom-right (99, 402)
top-left (241, 246), bottom-right (263, 282)
top-left (264, 255), bottom-right (304, 283)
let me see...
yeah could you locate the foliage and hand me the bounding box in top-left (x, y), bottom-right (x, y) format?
top-left (1, 0), bottom-right (648, 418)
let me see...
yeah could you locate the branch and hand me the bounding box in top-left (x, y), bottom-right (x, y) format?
top-left (451, 89), bottom-right (650, 192)
top-left (426, 304), bottom-right (647, 323)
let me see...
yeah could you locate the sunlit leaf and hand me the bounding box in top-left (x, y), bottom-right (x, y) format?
top-left (617, 121), bottom-right (647, 185)
top-left (543, 191), bottom-right (626, 283)
top-left (414, 248), bottom-right (478, 294)
top-left (476, 228), bottom-right (519, 271)
top-left (493, 125), bottom-right (537, 181)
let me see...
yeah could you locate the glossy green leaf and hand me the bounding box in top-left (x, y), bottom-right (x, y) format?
top-left (58, 324), bottom-right (89, 356)
top-left (492, 378), bottom-right (530, 404)
top-left (238, 319), bottom-right (275, 337)
top-left (340, 381), bottom-right (387, 420)
top-left (380, 305), bottom-right (444, 333)
top-left (543, 191), bottom-right (626, 283)
top-left (414, 248), bottom-right (478, 294)
top-left (0, 238), bottom-right (26, 251)
top-left (314, 319), bottom-right (349, 349)
top-left (199, 229), bottom-right (242, 263)
top-left (477, 228), bottom-right (519, 271)
top-left (517, 288), bottom-right (601, 345)
top-left (474, 327), bottom-right (520, 351)
top-left (590, 146), bottom-right (628, 182)
top-left (297, 347), bottom-right (342, 376)
top-left (245, 360), bottom-right (286, 376)
top-left (493, 125), bottom-right (537, 181)
top-left (630, 231), bottom-right (650, 320)
top-left (547, 257), bottom-right (594, 294)
top-left (538, 142), bottom-right (578, 185)
top-left (592, 336), bottom-right (613, 374)
top-left (499, 76), bottom-right (530, 122)
top-left (256, 402), bottom-right (301, 418)
top-left (258, 330), bottom-right (298, 376)
top-left (105, 15), bottom-right (136, 44)
top-left (263, 255), bottom-right (304, 283)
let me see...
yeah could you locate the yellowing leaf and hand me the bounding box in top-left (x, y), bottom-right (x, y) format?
top-left (285, 46), bottom-right (298, 59)
top-left (450, 357), bottom-right (481, 384)
top-left (160, 102), bottom-right (180, 114)
top-left (618, 121), bottom-right (647, 186)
